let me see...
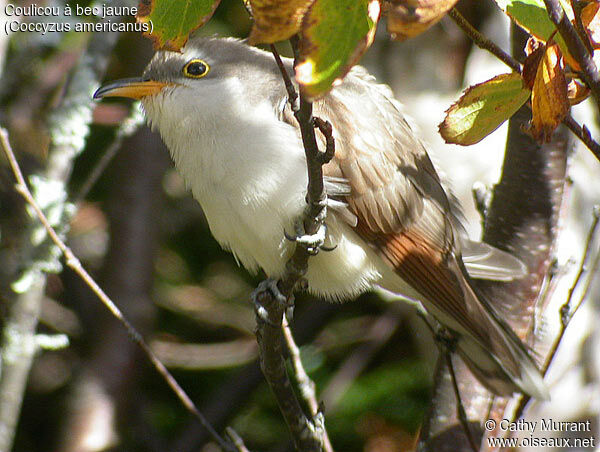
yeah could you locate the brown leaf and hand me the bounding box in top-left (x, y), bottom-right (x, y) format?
top-left (384, 0), bottom-right (459, 41)
top-left (522, 39), bottom-right (545, 90)
top-left (531, 43), bottom-right (570, 142)
top-left (567, 79), bottom-right (590, 105)
top-left (581, 1), bottom-right (600, 49)
top-left (524, 35), bottom-right (543, 57)
top-left (248, 0), bottom-right (313, 44)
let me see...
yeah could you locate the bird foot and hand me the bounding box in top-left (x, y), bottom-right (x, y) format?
top-left (284, 220), bottom-right (335, 255)
top-left (252, 278), bottom-right (294, 326)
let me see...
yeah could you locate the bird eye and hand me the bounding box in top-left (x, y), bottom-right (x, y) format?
top-left (183, 59), bottom-right (210, 78)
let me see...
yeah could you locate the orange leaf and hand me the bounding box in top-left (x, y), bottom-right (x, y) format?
top-left (531, 43), bottom-right (570, 142)
top-left (567, 79), bottom-right (590, 105)
top-left (248, 0), bottom-right (313, 44)
top-left (384, 0), bottom-right (459, 41)
top-left (581, 2), bottom-right (600, 49)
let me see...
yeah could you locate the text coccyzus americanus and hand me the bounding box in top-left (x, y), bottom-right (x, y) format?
top-left (95, 37), bottom-right (549, 400)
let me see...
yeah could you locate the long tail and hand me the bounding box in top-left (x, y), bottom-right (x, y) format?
top-left (446, 258), bottom-right (549, 400)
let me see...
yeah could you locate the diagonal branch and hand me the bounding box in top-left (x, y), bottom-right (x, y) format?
top-left (449, 8), bottom-right (521, 73)
top-left (0, 128), bottom-right (241, 452)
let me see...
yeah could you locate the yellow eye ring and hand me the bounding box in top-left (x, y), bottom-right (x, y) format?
top-left (183, 59), bottom-right (210, 78)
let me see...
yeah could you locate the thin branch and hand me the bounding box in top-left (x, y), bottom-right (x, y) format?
top-left (449, 8), bottom-right (521, 72)
top-left (445, 353), bottom-right (479, 452)
top-left (253, 284), bottom-right (325, 452)
top-left (271, 44), bottom-right (299, 110)
top-left (225, 427), bottom-right (251, 452)
top-left (0, 128), bottom-right (237, 452)
top-left (513, 206), bottom-right (600, 421)
top-left (283, 318), bottom-right (334, 452)
top-left (282, 318), bottom-right (319, 417)
top-left (570, 0), bottom-right (594, 54)
top-left (563, 114), bottom-right (600, 162)
top-left (544, 205), bottom-right (600, 372)
top-left (543, 0), bottom-right (600, 111)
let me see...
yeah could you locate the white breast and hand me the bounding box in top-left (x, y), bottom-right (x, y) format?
top-left (142, 79), bottom-right (390, 300)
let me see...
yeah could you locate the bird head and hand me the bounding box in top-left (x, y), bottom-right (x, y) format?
top-left (94, 38), bottom-right (289, 139)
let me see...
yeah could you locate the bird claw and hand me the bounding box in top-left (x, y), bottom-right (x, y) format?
top-left (284, 221), bottom-right (334, 255)
top-left (252, 278), bottom-right (294, 326)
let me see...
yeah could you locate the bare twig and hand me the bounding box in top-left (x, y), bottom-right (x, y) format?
top-left (225, 427), bottom-right (251, 452)
top-left (449, 8), bottom-right (521, 72)
top-left (0, 128), bottom-right (237, 452)
top-left (544, 206), bottom-right (600, 371)
top-left (543, 0), bottom-right (600, 111)
top-left (253, 285), bottom-right (326, 452)
top-left (445, 353), bottom-right (479, 452)
top-left (512, 206), bottom-right (599, 422)
top-left (74, 107), bottom-right (144, 203)
top-left (282, 318), bottom-right (319, 416)
top-left (0, 15), bottom-right (128, 449)
top-left (570, 0), bottom-right (594, 54)
top-left (563, 115), bottom-right (600, 162)
top-left (271, 44), bottom-right (299, 110)
top-left (283, 319), bottom-right (334, 452)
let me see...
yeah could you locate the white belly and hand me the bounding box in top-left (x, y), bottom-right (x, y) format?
top-left (143, 87), bottom-right (411, 300)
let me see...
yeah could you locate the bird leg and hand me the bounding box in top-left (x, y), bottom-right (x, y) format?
top-left (284, 201), bottom-right (337, 254)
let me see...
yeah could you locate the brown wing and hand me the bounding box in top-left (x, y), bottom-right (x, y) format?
top-left (283, 67), bottom-right (516, 368)
top-left (279, 65), bottom-right (546, 395)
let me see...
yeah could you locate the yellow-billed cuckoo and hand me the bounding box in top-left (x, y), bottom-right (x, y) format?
top-left (94, 37), bottom-right (549, 400)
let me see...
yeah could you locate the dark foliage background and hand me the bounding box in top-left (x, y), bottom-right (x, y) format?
top-left (0, 1), bottom-right (598, 451)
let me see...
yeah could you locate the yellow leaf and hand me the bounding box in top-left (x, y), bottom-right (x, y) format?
top-left (248, 0), bottom-right (313, 44)
top-left (531, 43), bottom-right (569, 142)
top-left (439, 73), bottom-right (531, 146)
top-left (384, 0), bottom-right (459, 41)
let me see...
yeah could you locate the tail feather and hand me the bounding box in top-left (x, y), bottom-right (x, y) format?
top-left (449, 258), bottom-right (550, 400)
top-left (457, 334), bottom-right (550, 400)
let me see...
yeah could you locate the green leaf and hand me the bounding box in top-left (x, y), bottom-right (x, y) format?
top-left (439, 72), bottom-right (531, 146)
top-left (494, 0), bottom-right (577, 68)
top-left (494, 0), bottom-right (556, 39)
top-left (137, 0), bottom-right (221, 51)
top-left (296, 0), bottom-right (380, 100)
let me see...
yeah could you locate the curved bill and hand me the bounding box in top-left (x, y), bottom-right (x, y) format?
top-left (94, 78), bottom-right (170, 100)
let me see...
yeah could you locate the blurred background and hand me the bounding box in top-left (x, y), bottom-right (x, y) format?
top-left (0, 1), bottom-right (599, 451)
